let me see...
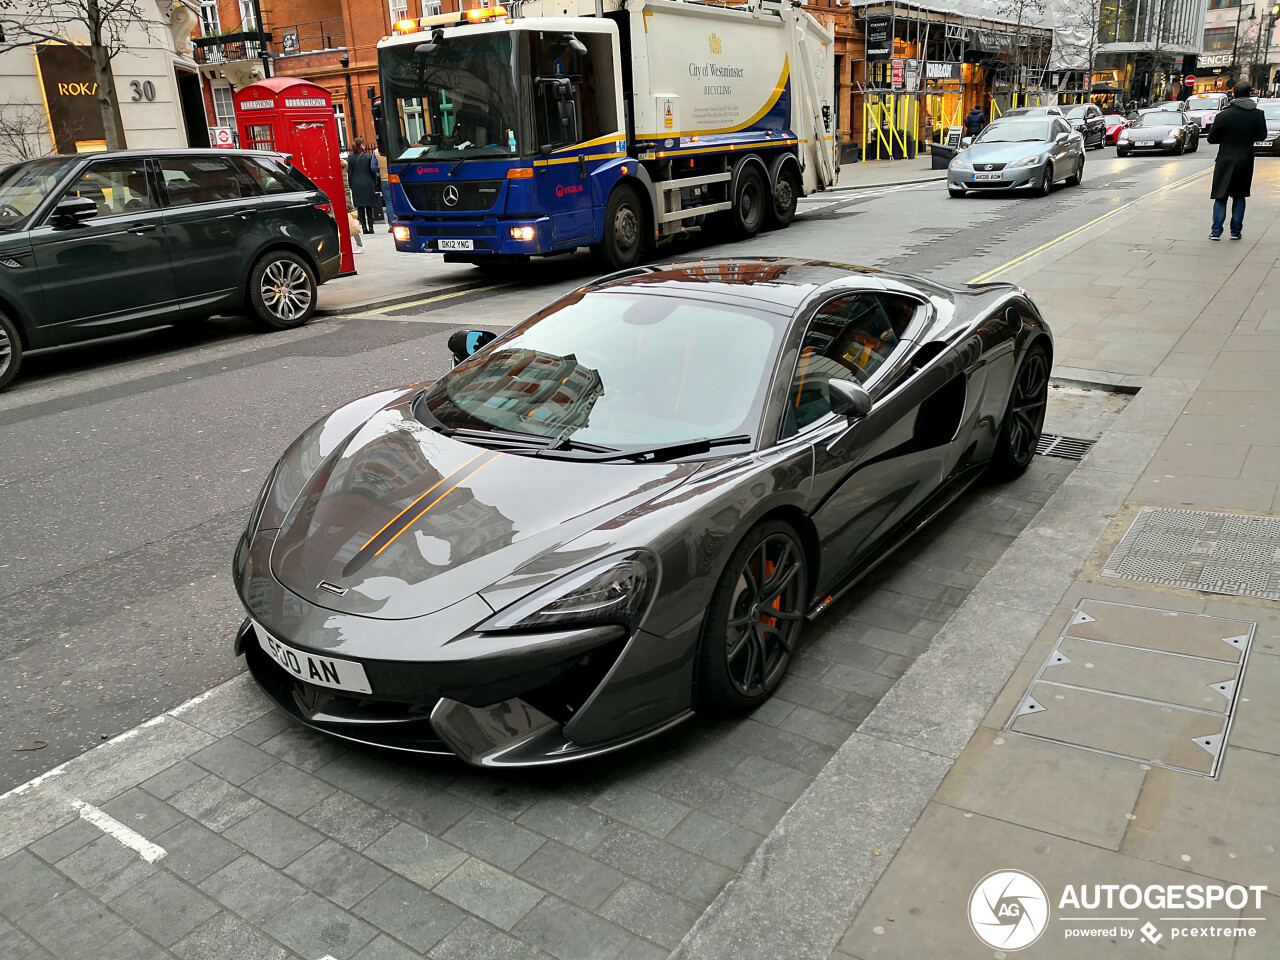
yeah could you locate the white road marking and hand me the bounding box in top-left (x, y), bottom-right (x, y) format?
top-left (70, 799), bottom-right (166, 862)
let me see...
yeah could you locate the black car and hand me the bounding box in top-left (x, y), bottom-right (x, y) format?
top-left (1255, 102), bottom-right (1280, 155)
top-left (1064, 103), bottom-right (1107, 149)
top-left (0, 149), bottom-right (341, 391)
top-left (1116, 110), bottom-right (1200, 156)
top-left (233, 258), bottom-right (1053, 767)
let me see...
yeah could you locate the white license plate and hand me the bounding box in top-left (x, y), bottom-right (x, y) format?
top-left (1136, 141), bottom-right (1154, 147)
top-left (1256, 141), bottom-right (1272, 147)
top-left (259, 629), bottom-right (372, 694)
top-left (437, 239), bottom-right (474, 251)
top-left (974, 172), bottom-right (1003, 181)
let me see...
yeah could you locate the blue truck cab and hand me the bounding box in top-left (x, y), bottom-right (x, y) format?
top-left (377, 1), bottom-right (837, 271)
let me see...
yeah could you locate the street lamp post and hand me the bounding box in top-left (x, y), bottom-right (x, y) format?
top-left (339, 56), bottom-right (358, 145)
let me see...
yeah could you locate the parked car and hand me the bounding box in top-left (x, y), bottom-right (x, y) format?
top-left (232, 258), bottom-right (1053, 766)
top-left (949, 116), bottom-right (1086, 197)
top-left (1184, 92), bottom-right (1229, 133)
top-left (1255, 102), bottom-right (1280, 155)
top-left (1064, 103), bottom-right (1108, 149)
top-left (1002, 106), bottom-right (1064, 118)
top-left (0, 149), bottom-right (341, 391)
top-left (1116, 110), bottom-right (1200, 156)
top-left (1104, 114), bottom-right (1132, 145)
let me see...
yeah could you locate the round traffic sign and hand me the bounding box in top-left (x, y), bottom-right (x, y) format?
top-left (213, 127), bottom-right (234, 148)
top-left (1185, 75), bottom-right (1197, 86)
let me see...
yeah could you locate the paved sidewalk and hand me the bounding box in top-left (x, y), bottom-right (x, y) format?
top-left (316, 230), bottom-right (480, 317)
top-left (679, 165), bottom-right (1280, 959)
top-left (836, 155), bottom-right (942, 190)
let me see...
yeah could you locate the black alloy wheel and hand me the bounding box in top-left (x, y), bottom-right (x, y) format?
top-left (988, 343), bottom-right (1050, 480)
top-left (1038, 162), bottom-right (1054, 196)
top-left (698, 521), bottom-right (807, 712)
top-left (0, 310), bottom-right (22, 392)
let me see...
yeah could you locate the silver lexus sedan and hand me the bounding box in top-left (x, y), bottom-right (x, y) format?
top-left (948, 115), bottom-right (1086, 198)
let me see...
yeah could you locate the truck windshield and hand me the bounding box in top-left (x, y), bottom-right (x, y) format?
top-left (381, 34), bottom-right (521, 163)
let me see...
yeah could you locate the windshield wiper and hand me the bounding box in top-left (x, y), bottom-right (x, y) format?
top-left (432, 424), bottom-right (618, 455)
top-left (551, 434), bottom-right (754, 463)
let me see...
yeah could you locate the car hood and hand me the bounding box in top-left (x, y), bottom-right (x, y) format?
top-left (1128, 125), bottom-right (1179, 137)
top-left (269, 404), bottom-right (700, 620)
top-left (960, 140), bottom-right (1050, 164)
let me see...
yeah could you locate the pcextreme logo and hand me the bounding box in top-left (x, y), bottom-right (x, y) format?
top-left (969, 870), bottom-right (1050, 951)
top-left (555, 183), bottom-right (584, 197)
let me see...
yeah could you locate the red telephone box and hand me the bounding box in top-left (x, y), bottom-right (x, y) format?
top-left (233, 78), bottom-right (355, 275)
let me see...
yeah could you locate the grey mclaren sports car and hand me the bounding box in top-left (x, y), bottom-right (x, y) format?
top-left (233, 259), bottom-right (1053, 767)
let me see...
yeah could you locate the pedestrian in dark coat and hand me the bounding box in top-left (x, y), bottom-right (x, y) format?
top-left (1207, 82), bottom-right (1268, 239)
top-left (964, 107), bottom-right (986, 136)
top-left (346, 138), bottom-right (379, 234)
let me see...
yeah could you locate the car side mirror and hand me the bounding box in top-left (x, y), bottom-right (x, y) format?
top-left (960, 136), bottom-right (973, 147)
top-left (1055, 132), bottom-right (1070, 144)
top-left (448, 329), bottom-right (497, 365)
top-left (51, 196), bottom-right (98, 227)
top-left (828, 379), bottom-right (872, 419)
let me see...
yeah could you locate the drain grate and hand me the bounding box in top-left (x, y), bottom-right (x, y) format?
top-left (1036, 433), bottom-right (1095, 460)
top-left (1005, 600), bottom-right (1255, 778)
top-left (1103, 507), bottom-right (1280, 601)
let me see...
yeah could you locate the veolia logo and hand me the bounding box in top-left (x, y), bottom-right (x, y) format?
top-left (415, 166), bottom-right (439, 174)
top-left (555, 184), bottom-right (584, 197)
top-left (969, 870), bottom-right (1050, 951)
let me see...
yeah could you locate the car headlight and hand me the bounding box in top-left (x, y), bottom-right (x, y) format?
top-left (950, 156), bottom-right (971, 171)
top-left (1011, 154), bottom-right (1043, 168)
top-left (1163, 136), bottom-right (1178, 143)
top-left (479, 551), bottom-right (657, 632)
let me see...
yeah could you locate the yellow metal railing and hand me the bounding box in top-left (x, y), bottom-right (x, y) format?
top-left (861, 96), bottom-right (919, 161)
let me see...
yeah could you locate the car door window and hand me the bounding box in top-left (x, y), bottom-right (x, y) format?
top-left (52, 158), bottom-right (153, 219)
top-left (781, 294), bottom-right (917, 438)
top-left (237, 157), bottom-right (297, 195)
top-left (158, 156), bottom-right (249, 206)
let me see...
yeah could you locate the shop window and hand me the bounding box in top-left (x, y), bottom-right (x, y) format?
top-left (159, 156), bottom-right (249, 206)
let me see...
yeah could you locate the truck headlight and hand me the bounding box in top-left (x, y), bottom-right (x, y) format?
top-left (509, 226), bottom-right (535, 241)
top-left (392, 225), bottom-right (410, 241)
top-left (480, 551), bottom-right (657, 632)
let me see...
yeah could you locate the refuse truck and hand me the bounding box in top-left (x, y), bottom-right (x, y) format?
top-left (375, 0), bottom-right (838, 270)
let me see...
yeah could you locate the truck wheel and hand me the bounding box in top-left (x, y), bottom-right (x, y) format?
top-left (731, 166), bottom-right (767, 237)
top-left (592, 185), bottom-right (644, 271)
top-left (0, 310), bottom-right (23, 393)
top-left (765, 166), bottom-right (799, 229)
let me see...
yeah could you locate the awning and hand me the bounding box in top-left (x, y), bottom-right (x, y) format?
top-left (1091, 84), bottom-right (1123, 94)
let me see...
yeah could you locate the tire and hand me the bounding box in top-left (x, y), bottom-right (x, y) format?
top-left (0, 310), bottom-right (23, 393)
top-left (765, 165), bottom-right (799, 229)
top-left (948, 186), bottom-right (965, 198)
top-left (248, 250), bottom-right (317, 330)
top-left (591, 185), bottom-right (644, 271)
top-left (1176, 139), bottom-right (1186, 156)
top-left (1037, 162), bottom-right (1054, 196)
top-left (697, 520), bottom-right (808, 713)
top-left (987, 343), bottom-right (1050, 481)
top-left (1066, 156), bottom-right (1084, 187)
top-left (729, 165), bottom-right (767, 238)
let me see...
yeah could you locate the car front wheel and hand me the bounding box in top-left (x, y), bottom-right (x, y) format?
top-left (1037, 162), bottom-right (1054, 196)
top-left (0, 310), bottom-right (23, 392)
top-left (698, 520), bottom-right (808, 713)
top-left (249, 251), bottom-right (317, 330)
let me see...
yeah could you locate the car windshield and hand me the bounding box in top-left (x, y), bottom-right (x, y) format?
top-left (1104, 115), bottom-right (1126, 125)
top-left (1066, 105), bottom-right (1091, 119)
top-left (1262, 105), bottom-right (1280, 122)
top-left (975, 119), bottom-right (1052, 143)
top-left (1137, 113), bottom-right (1180, 127)
top-left (1186, 96), bottom-right (1224, 111)
top-left (420, 292), bottom-right (783, 448)
top-left (0, 157), bottom-right (78, 231)
top-left (380, 34), bottom-right (521, 162)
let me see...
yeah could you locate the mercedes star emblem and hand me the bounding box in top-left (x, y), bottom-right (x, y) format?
top-left (442, 185), bottom-right (460, 206)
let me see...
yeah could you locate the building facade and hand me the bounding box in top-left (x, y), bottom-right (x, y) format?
top-left (0, 0), bottom-right (207, 163)
top-left (1091, 0), bottom-right (1210, 101)
top-left (1197, 0), bottom-right (1280, 94)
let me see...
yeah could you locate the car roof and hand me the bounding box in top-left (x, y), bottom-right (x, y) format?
top-left (580, 258), bottom-right (891, 311)
top-left (13, 148), bottom-right (283, 162)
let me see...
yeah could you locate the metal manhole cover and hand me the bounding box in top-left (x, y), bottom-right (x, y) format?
top-left (1004, 600), bottom-right (1254, 778)
top-left (1036, 433), bottom-right (1095, 461)
top-left (1102, 507), bottom-right (1280, 601)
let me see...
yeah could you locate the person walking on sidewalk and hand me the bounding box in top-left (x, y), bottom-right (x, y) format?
top-left (964, 106), bottom-right (986, 138)
top-left (1207, 82), bottom-right (1268, 240)
top-left (346, 138), bottom-right (379, 235)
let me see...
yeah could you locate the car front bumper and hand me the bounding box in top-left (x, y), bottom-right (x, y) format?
top-left (948, 165), bottom-right (1044, 190)
top-left (1117, 140), bottom-right (1182, 153)
top-left (232, 528), bottom-right (698, 767)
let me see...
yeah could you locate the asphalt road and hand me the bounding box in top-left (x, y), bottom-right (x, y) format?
top-left (0, 145), bottom-right (1220, 791)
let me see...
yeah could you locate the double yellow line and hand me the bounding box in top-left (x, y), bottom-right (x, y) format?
top-left (345, 283), bottom-right (510, 320)
top-left (967, 167), bottom-right (1211, 285)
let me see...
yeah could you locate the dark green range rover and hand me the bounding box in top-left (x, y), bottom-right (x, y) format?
top-left (0, 149), bottom-right (341, 391)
